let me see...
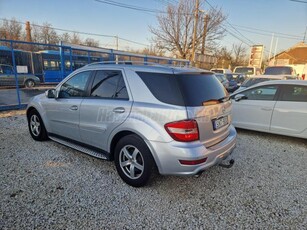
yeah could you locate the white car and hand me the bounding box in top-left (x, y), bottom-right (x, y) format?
top-left (230, 80), bottom-right (307, 139)
top-left (234, 75), bottom-right (301, 93)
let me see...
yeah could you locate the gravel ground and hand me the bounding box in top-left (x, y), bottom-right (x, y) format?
top-left (0, 115), bottom-right (306, 229)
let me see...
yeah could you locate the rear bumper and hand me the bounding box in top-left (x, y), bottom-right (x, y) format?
top-left (146, 125), bottom-right (237, 175)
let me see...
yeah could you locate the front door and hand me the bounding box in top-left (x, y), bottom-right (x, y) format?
top-left (232, 85), bottom-right (279, 131)
top-left (44, 70), bottom-right (92, 141)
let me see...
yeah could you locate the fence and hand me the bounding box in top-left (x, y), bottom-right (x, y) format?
top-left (0, 39), bottom-right (189, 111)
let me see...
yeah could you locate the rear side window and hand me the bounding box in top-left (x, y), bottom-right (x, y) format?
top-left (90, 70), bottom-right (128, 99)
top-left (280, 85), bottom-right (307, 102)
top-left (136, 72), bottom-right (184, 106)
top-left (137, 72), bottom-right (227, 106)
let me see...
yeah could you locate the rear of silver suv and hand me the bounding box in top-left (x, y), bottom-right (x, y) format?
top-left (27, 64), bottom-right (236, 187)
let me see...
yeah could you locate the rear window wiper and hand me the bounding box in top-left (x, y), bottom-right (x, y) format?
top-left (202, 96), bottom-right (229, 106)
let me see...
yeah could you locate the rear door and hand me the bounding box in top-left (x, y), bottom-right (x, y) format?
top-left (79, 69), bottom-right (132, 150)
top-left (231, 85), bottom-right (279, 131)
top-left (271, 84), bottom-right (307, 135)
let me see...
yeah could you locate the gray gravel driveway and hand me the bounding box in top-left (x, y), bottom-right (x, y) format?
top-left (0, 115), bottom-right (306, 229)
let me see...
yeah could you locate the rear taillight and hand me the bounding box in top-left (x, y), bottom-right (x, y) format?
top-left (164, 119), bottom-right (199, 142)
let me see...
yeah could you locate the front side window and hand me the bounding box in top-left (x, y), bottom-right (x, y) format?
top-left (90, 70), bottom-right (128, 99)
top-left (59, 71), bottom-right (91, 98)
top-left (243, 85), bottom-right (278, 101)
top-left (280, 85), bottom-right (307, 102)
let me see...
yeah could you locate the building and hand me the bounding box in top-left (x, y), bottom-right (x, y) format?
top-left (269, 42), bottom-right (307, 66)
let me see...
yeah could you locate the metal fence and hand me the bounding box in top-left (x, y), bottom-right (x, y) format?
top-left (0, 39), bottom-right (189, 111)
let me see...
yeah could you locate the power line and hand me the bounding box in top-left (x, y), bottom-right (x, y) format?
top-left (232, 24), bottom-right (304, 39)
top-left (205, 0), bottom-right (254, 46)
top-left (0, 18), bottom-right (149, 47)
top-left (94, 0), bottom-right (194, 15)
top-left (289, 0), bottom-right (307, 3)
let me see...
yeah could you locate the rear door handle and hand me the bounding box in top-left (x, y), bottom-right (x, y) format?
top-left (261, 107), bottom-right (272, 111)
top-left (70, 105), bottom-right (78, 111)
top-left (113, 107), bottom-right (125, 113)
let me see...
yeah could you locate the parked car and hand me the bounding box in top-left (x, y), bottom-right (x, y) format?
top-left (230, 80), bottom-right (307, 139)
top-left (0, 64), bottom-right (40, 88)
top-left (233, 66), bottom-right (262, 76)
top-left (225, 74), bottom-right (239, 92)
top-left (27, 63), bottom-right (237, 187)
top-left (210, 68), bottom-right (232, 74)
top-left (214, 73), bottom-right (229, 89)
top-left (234, 75), bottom-right (300, 92)
top-left (264, 66), bottom-right (296, 76)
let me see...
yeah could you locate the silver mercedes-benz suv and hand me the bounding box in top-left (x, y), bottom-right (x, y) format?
top-left (27, 63), bottom-right (237, 187)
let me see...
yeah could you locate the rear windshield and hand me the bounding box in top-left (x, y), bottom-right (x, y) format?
top-left (264, 67), bottom-right (292, 75)
top-left (234, 67), bottom-right (254, 74)
top-left (241, 78), bottom-right (277, 87)
top-left (137, 72), bottom-right (227, 107)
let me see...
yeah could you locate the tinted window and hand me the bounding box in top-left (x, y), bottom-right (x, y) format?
top-left (1, 65), bottom-right (14, 74)
top-left (211, 69), bottom-right (223, 74)
top-left (264, 67), bottom-right (292, 75)
top-left (137, 72), bottom-right (184, 105)
top-left (177, 74), bottom-right (228, 106)
top-left (59, 71), bottom-right (91, 98)
top-left (241, 78), bottom-right (276, 87)
top-left (280, 85), bottom-right (307, 102)
top-left (90, 70), bottom-right (128, 99)
top-left (137, 72), bottom-right (227, 106)
top-left (234, 67), bottom-right (254, 74)
top-left (243, 85), bottom-right (278, 101)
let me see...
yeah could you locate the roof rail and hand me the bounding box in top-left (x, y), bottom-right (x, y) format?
top-left (85, 61), bottom-right (190, 68)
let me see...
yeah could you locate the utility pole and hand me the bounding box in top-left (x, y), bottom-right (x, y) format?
top-left (303, 26), bottom-right (307, 43)
top-left (191, 0), bottom-right (200, 64)
top-left (268, 33), bottom-right (274, 61)
top-left (115, 35), bottom-right (119, 50)
top-left (273, 37), bottom-right (279, 66)
top-left (201, 14), bottom-right (209, 55)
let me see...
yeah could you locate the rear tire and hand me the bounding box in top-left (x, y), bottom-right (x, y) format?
top-left (25, 79), bottom-right (35, 88)
top-left (28, 110), bottom-right (48, 141)
top-left (114, 134), bottom-right (154, 187)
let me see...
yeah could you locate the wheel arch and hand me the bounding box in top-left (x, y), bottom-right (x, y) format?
top-left (108, 130), bottom-right (161, 173)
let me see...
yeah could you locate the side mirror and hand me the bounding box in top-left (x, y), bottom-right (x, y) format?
top-left (234, 94), bottom-right (247, 102)
top-left (45, 89), bottom-right (57, 98)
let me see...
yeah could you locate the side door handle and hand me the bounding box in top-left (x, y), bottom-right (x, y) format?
top-left (113, 107), bottom-right (125, 113)
top-left (261, 107), bottom-right (272, 111)
top-left (70, 105), bottom-right (78, 111)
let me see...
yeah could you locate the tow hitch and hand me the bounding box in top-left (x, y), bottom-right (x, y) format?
top-left (219, 159), bottom-right (235, 168)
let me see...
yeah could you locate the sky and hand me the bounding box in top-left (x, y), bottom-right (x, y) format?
top-left (0, 0), bottom-right (306, 57)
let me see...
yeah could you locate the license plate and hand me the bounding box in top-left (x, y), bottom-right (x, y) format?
top-left (212, 116), bottom-right (228, 130)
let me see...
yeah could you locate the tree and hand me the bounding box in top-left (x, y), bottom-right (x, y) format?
top-left (231, 43), bottom-right (248, 67)
top-left (60, 32), bottom-right (71, 43)
top-left (83, 38), bottom-right (99, 47)
top-left (149, 0), bottom-right (226, 60)
top-left (70, 32), bottom-right (82, 45)
top-left (39, 23), bottom-right (59, 45)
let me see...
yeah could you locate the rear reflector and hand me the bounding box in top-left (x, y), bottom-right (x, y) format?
top-left (179, 158), bottom-right (207, 165)
top-left (165, 119), bottom-right (199, 142)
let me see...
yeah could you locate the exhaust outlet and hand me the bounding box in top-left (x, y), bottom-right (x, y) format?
top-left (219, 159), bottom-right (235, 168)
